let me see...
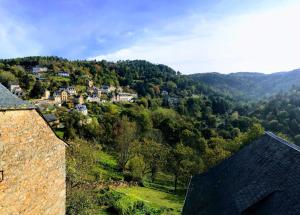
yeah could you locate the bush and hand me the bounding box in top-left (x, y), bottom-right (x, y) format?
top-left (97, 189), bottom-right (123, 206)
top-left (112, 195), bottom-right (161, 215)
top-left (66, 190), bottom-right (93, 215)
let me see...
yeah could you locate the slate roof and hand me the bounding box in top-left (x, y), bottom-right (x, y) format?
top-left (43, 114), bottom-right (58, 123)
top-left (182, 132), bottom-right (300, 215)
top-left (0, 83), bottom-right (35, 110)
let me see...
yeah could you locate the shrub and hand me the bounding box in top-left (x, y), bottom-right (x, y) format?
top-left (66, 190), bottom-right (93, 215)
top-left (112, 195), bottom-right (161, 215)
top-left (97, 189), bottom-right (123, 206)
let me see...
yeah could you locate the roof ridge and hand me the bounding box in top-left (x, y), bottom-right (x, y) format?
top-left (265, 131), bottom-right (300, 153)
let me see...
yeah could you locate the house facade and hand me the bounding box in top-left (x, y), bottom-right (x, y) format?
top-left (0, 84), bottom-right (66, 215)
top-left (61, 90), bottom-right (68, 102)
top-left (32, 66), bottom-right (48, 74)
top-left (9, 84), bottom-right (24, 98)
top-left (75, 104), bottom-right (88, 115)
top-left (58, 72), bottom-right (70, 77)
top-left (114, 93), bottom-right (137, 102)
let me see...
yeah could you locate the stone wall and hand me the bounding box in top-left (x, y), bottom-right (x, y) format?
top-left (0, 110), bottom-right (66, 215)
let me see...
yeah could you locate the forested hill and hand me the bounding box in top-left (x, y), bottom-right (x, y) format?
top-left (250, 86), bottom-right (300, 144)
top-left (0, 56), bottom-right (265, 214)
top-left (190, 69), bottom-right (300, 100)
top-left (0, 56), bottom-right (222, 98)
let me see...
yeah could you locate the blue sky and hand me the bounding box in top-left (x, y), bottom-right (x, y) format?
top-left (0, 0), bottom-right (299, 74)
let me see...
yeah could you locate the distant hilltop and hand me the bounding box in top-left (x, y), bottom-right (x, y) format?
top-left (190, 68), bottom-right (300, 100)
top-left (1, 56), bottom-right (300, 101)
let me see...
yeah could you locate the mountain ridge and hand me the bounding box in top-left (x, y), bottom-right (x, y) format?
top-left (190, 68), bottom-right (300, 100)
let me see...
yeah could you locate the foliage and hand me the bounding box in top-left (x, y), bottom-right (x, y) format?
top-left (0, 56), bottom-right (272, 214)
top-left (66, 138), bottom-right (99, 188)
top-left (116, 186), bottom-right (184, 214)
top-left (250, 87), bottom-right (300, 143)
top-left (190, 70), bottom-right (300, 100)
top-left (112, 194), bottom-right (161, 215)
top-left (66, 190), bottom-right (94, 215)
top-left (114, 116), bottom-right (139, 171)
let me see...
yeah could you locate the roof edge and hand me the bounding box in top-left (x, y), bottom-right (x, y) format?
top-left (0, 106), bottom-right (36, 111)
top-left (265, 131), bottom-right (300, 153)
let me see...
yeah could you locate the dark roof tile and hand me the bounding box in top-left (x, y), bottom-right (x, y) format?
top-left (0, 83), bottom-right (35, 110)
top-left (183, 132), bottom-right (300, 215)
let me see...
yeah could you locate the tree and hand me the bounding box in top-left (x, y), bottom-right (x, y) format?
top-left (168, 142), bottom-right (194, 193)
top-left (137, 139), bottom-right (168, 182)
top-left (0, 70), bottom-right (17, 87)
top-left (128, 156), bottom-right (145, 182)
top-left (30, 80), bottom-right (44, 98)
top-left (114, 116), bottom-right (138, 171)
top-left (294, 134), bottom-right (300, 145)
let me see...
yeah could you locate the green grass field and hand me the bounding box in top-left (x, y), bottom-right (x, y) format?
top-left (48, 75), bottom-right (71, 83)
top-left (115, 186), bottom-right (184, 214)
top-left (86, 150), bottom-right (185, 214)
top-left (94, 151), bottom-right (124, 180)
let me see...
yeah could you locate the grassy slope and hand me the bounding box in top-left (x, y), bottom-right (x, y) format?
top-left (96, 151), bottom-right (185, 214)
top-left (115, 186), bottom-right (184, 214)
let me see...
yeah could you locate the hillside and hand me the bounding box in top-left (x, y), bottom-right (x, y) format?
top-left (190, 69), bottom-right (300, 100)
top-left (250, 86), bottom-right (300, 144)
top-left (0, 56), bottom-right (264, 214)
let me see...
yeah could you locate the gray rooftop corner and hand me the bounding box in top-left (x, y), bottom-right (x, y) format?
top-left (183, 132), bottom-right (300, 215)
top-left (0, 83), bottom-right (35, 110)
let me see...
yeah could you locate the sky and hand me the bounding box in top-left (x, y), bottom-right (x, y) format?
top-left (0, 0), bottom-right (300, 74)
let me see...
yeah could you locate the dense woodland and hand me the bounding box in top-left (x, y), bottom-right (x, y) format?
top-left (2, 56), bottom-right (299, 214)
top-left (191, 69), bottom-right (300, 100)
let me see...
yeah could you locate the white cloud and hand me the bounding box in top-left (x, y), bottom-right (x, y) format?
top-left (89, 1), bottom-right (300, 74)
top-left (0, 7), bottom-right (42, 58)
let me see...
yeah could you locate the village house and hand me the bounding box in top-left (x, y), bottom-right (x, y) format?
top-left (32, 65), bottom-right (48, 74)
top-left (54, 90), bottom-right (68, 103)
top-left (86, 95), bottom-right (101, 103)
top-left (41, 90), bottom-right (51, 100)
top-left (114, 92), bottom-right (137, 102)
top-left (53, 93), bottom-right (62, 105)
top-left (0, 83), bottom-right (66, 214)
top-left (75, 104), bottom-right (88, 115)
top-left (101, 85), bottom-right (116, 94)
top-left (57, 71), bottom-right (70, 77)
top-left (60, 86), bottom-right (76, 96)
top-left (61, 90), bottom-right (68, 102)
top-left (93, 87), bottom-right (102, 97)
top-left (9, 84), bottom-right (24, 98)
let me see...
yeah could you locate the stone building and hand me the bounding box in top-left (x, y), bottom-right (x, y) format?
top-left (114, 92), bottom-right (137, 102)
top-left (32, 66), bottom-right (48, 74)
top-left (0, 83), bottom-right (66, 215)
top-left (54, 90), bottom-right (68, 103)
top-left (61, 90), bottom-right (68, 102)
top-left (42, 90), bottom-right (51, 100)
top-left (9, 84), bottom-right (24, 98)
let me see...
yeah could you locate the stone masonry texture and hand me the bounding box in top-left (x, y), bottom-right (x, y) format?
top-left (0, 110), bottom-right (66, 215)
